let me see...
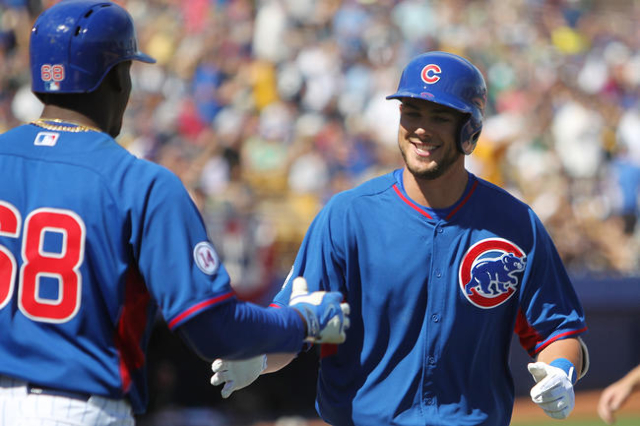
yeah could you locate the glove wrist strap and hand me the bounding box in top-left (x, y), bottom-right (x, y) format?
top-left (550, 358), bottom-right (577, 384)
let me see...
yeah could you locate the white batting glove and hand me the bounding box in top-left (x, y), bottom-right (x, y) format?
top-left (210, 355), bottom-right (267, 398)
top-left (288, 277), bottom-right (350, 344)
top-left (528, 359), bottom-right (576, 419)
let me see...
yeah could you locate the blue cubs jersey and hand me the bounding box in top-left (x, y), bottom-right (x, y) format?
top-left (0, 124), bottom-right (240, 413)
top-left (273, 169), bottom-right (587, 426)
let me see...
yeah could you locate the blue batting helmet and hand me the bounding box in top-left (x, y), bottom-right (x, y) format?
top-left (387, 51), bottom-right (487, 155)
top-left (30, 0), bottom-right (155, 94)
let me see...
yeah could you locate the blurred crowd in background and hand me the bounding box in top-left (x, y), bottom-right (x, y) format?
top-left (1, 0), bottom-right (639, 295)
top-left (0, 0), bottom-right (639, 424)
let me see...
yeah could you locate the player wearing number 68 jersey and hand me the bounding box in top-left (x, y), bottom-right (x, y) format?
top-left (0, 1), bottom-right (349, 425)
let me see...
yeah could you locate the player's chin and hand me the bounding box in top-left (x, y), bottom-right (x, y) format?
top-left (406, 160), bottom-right (442, 180)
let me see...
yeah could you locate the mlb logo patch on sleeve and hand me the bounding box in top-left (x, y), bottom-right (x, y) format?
top-left (34, 132), bottom-right (60, 147)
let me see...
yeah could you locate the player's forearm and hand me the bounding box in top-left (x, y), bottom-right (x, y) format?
top-left (537, 337), bottom-right (583, 379)
top-left (177, 300), bottom-right (305, 361)
top-left (264, 353), bottom-right (297, 374)
top-left (621, 364), bottom-right (640, 390)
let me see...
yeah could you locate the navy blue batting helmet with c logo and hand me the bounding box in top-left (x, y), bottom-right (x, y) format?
top-left (387, 51), bottom-right (487, 155)
top-left (30, 0), bottom-right (155, 94)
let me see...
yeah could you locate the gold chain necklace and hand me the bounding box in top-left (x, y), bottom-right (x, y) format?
top-left (30, 118), bottom-right (102, 133)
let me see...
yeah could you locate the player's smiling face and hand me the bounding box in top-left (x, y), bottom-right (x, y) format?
top-left (398, 98), bottom-right (465, 180)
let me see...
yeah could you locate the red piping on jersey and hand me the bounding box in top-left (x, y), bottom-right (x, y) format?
top-left (392, 185), bottom-right (433, 219)
top-left (514, 308), bottom-right (587, 356)
top-left (268, 303), bottom-right (281, 308)
top-left (392, 179), bottom-right (478, 220)
top-left (115, 266), bottom-right (151, 393)
top-left (445, 180), bottom-right (478, 220)
top-left (531, 327), bottom-right (588, 356)
top-left (321, 344), bottom-right (338, 358)
top-left (514, 309), bottom-right (544, 356)
top-left (167, 292), bottom-right (235, 329)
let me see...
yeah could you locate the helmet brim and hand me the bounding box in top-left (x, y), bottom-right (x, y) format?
top-left (386, 91), bottom-right (473, 115)
top-left (132, 51), bottom-right (156, 64)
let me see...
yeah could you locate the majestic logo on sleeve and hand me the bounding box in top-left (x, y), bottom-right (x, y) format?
top-left (459, 238), bottom-right (526, 309)
top-left (194, 242), bottom-right (219, 275)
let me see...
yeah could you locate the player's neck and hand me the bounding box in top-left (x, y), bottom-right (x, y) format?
top-left (403, 165), bottom-right (469, 210)
top-left (38, 105), bottom-right (104, 133)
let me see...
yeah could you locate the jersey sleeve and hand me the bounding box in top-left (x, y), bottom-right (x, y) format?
top-left (177, 299), bottom-right (306, 360)
top-left (515, 210), bottom-right (588, 356)
top-left (127, 165), bottom-right (234, 328)
top-left (272, 197), bottom-right (348, 307)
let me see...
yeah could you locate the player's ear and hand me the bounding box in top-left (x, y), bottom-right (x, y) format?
top-left (102, 65), bottom-right (119, 92)
top-left (104, 61), bottom-right (132, 93)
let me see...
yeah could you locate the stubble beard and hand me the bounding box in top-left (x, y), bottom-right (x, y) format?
top-left (400, 142), bottom-right (462, 181)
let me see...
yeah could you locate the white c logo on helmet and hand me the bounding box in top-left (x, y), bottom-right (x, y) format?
top-left (421, 64), bottom-right (442, 84)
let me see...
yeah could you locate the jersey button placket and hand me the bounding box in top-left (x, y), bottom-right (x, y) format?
top-left (433, 225), bottom-right (444, 280)
top-left (423, 222), bottom-right (442, 411)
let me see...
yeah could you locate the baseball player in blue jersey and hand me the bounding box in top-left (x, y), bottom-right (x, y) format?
top-left (0, 1), bottom-right (349, 425)
top-left (210, 51), bottom-right (590, 425)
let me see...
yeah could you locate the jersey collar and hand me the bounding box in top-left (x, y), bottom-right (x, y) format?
top-left (392, 169), bottom-right (478, 221)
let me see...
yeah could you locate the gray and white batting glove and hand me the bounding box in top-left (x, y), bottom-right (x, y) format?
top-left (288, 277), bottom-right (350, 344)
top-left (528, 359), bottom-right (577, 419)
top-left (210, 355), bottom-right (267, 398)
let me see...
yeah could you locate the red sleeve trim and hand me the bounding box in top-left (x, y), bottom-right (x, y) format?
top-left (515, 308), bottom-right (587, 356)
top-left (168, 291), bottom-right (235, 329)
top-left (530, 327), bottom-right (589, 356)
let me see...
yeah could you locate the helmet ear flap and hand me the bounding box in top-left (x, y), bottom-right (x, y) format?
top-left (460, 134), bottom-right (479, 155)
top-left (458, 115), bottom-right (482, 155)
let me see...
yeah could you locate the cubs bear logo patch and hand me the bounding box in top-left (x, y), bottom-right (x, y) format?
top-left (459, 238), bottom-right (526, 309)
